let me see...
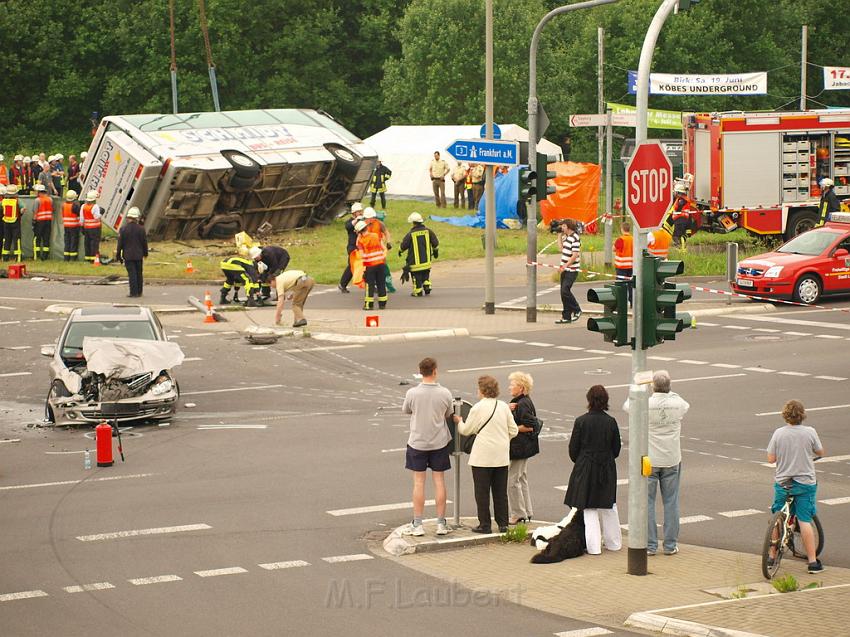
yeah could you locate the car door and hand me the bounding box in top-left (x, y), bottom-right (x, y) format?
top-left (823, 233), bottom-right (850, 292)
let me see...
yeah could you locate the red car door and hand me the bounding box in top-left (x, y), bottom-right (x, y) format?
top-left (822, 232), bottom-right (850, 293)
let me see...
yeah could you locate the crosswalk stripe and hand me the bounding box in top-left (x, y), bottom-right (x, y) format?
top-left (258, 560), bottom-right (311, 570)
top-left (0, 590), bottom-right (48, 602)
top-left (820, 496), bottom-right (850, 505)
top-left (322, 554), bottom-right (373, 563)
top-left (554, 628), bottom-right (613, 637)
top-left (680, 515), bottom-right (713, 524)
top-left (194, 567), bottom-right (248, 578)
top-left (718, 509), bottom-right (762, 518)
top-left (63, 582), bottom-right (115, 593)
top-left (128, 575), bottom-right (182, 585)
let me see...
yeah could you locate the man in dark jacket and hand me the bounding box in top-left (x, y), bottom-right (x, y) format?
top-left (399, 212), bottom-right (439, 297)
top-left (250, 244), bottom-right (290, 300)
top-left (818, 178), bottom-right (841, 226)
top-left (369, 160), bottom-right (392, 210)
top-left (115, 207), bottom-right (148, 298)
top-left (338, 202), bottom-right (364, 293)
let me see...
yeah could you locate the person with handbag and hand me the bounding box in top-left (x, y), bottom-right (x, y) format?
top-left (454, 375), bottom-right (517, 534)
top-left (507, 371), bottom-right (540, 525)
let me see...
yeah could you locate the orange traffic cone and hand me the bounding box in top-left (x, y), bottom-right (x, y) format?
top-left (185, 259), bottom-right (195, 274)
top-left (203, 304), bottom-right (216, 324)
top-left (204, 290), bottom-right (213, 309)
top-left (93, 253), bottom-right (102, 267)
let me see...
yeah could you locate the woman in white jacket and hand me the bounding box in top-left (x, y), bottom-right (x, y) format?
top-left (455, 375), bottom-right (518, 533)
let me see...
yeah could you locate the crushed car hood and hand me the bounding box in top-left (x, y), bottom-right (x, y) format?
top-left (82, 338), bottom-right (185, 380)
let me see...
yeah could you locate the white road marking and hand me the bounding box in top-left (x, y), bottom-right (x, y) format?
top-left (680, 515), bottom-right (713, 524)
top-left (697, 321), bottom-right (718, 326)
top-left (606, 373), bottom-right (746, 389)
top-left (128, 575), bottom-right (182, 586)
top-left (381, 447), bottom-right (407, 453)
top-left (526, 341), bottom-right (554, 347)
top-left (26, 318), bottom-right (56, 323)
top-left (815, 375), bottom-right (848, 381)
top-left (284, 344), bottom-right (364, 352)
top-left (0, 320), bottom-right (21, 325)
top-left (194, 567), bottom-right (248, 578)
top-left (327, 499), bottom-right (447, 516)
top-left (756, 404), bottom-right (850, 416)
top-left (197, 424), bottom-right (268, 430)
top-left (0, 473), bottom-right (154, 491)
top-left (554, 628), bottom-right (613, 637)
top-left (820, 496), bottom-right (850, 505)
top-left (814, 454), bottom-right (850, 463)
top-left (182, 384), bottom-right (284, 396)
top-left (322, 554), bottom-right (374, 563)
top-left (4, 345), bottom-right (30, 350)
top-left (258, 560), bottom-right (311, 570)
top-left (0, 372), bottom-right (31, 378)
top-left (744, 367), bottom-right (774, 373)
top-left (815, 334), bottom-right (844, 339)
top-left (497, 338), bottom-right (525, 344)
top-left (678, 359), bottom-right (708, 365)
top-left (778, 371), bottom-right (810, 377)
top-left (183, 357), bottom-right (203, 362)
top-left (718, 509), bottom-right (762, 518)
top-left (447, 356), bottom-right (605, 373)
top-left (585, 349), bottom-right (612, 355)
top-left (0, 590), bottom-right (48, 602)
top-left (63, 582), bottom-right (115, 593)
top-left (0, 305), bottom-right (16, 310)
top-left (710, 363), bottom-right (741, 369)
top-left (472, 335), bottom-right (498, 340)
top-left (731, 314), bottom-right (850, 332)
top-left (721, 325), bottom-right (749, 330)
top-left (647, 355), bottom-right (675, 361)
top-left (185, 332), bottom-right (215, 337)
top-left (556, 345), bottom-right (584, 351)
top-left (77, 523), bottom-right (211, 542)
top-left (784, 331), bottom-right (812, 336)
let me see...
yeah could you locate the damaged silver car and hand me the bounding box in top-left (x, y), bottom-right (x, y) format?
top-left (41, 306), bottom-right (184, 426)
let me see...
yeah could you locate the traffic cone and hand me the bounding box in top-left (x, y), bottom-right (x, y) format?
top-left (204, 290), bottom-right (213, 309)
top-left (185, 259), bottom-right (195, 274)
top-left (203, 303), bottom-right (216, 324)
top-left (93, 253), bottom-right (102, 267)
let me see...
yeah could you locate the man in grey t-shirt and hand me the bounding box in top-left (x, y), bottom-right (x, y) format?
top-left (766, 399), bottom-right (825, 573)
top-left (401, 357), bottom-right (454, 536)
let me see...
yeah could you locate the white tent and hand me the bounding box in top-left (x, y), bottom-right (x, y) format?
top-left (362, 125), bottom-right (562, 198)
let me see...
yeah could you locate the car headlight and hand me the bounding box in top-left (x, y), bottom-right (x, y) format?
top-left (151, 379), bottom-right (173, 396)
top-left (764, 266), bottom-right (784, 278)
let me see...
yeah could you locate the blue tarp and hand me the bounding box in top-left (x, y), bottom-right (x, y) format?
top-left (431, 166), bottom-right (521, 229)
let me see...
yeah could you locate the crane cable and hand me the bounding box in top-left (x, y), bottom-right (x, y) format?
top-left (169, 0), bottom-right (177, 72)
top-left (197, 0), bottom-right (216, 69)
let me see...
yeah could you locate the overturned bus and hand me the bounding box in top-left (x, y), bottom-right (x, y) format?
top-left (79, 109), bottom-right (377, 240)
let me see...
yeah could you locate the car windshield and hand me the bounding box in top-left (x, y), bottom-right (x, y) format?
top-left (62, 320), bottom-right (156, 356)
top-left (777, 230), bottom-right (842, 256)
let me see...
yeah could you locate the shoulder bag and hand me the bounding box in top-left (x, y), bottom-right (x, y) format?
top-left (461, 402), bottom-right (499, 454)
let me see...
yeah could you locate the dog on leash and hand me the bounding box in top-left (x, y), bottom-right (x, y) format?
top-left (530, 508), bottom-right (586, 564)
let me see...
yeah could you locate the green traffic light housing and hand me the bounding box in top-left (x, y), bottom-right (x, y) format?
top-left (586, 281), bottom-right (630, 347)
top-left (518, 165), bottom-right (537, 203)
top-left (641, 252), bottom-right (694, 348)
top-left (536, 153), bottom-right (557, 200)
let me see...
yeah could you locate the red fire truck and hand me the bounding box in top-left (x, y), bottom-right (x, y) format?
top-left (681, 109), bottom-right (850, 240)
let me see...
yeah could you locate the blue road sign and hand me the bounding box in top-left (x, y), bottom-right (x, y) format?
top-left (479, 123), bottom-right (502, 140)
top-left (446, 139), bottom-right (519, 166)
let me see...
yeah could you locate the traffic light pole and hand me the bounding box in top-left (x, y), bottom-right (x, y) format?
top-left (628, 0), bottom-right (679, 577)
top-left (526, 0), bottom-right (619, 323)
top-left (485, 0), bottom-right (496, 315)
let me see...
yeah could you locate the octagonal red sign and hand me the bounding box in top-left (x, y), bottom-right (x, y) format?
top-left (625, 141), bottom-right (673, 229)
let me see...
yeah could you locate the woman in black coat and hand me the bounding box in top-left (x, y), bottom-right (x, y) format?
top-left (564, 384), bottom-right (622, 555)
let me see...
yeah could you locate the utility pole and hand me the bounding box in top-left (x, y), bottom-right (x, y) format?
top-left (628, 0), bottom-right (679, 577)
top-left (598, 28), bottom-right (605, 173)
top-left (169, 0), bottom-right (179, 114)
top-left (526, 0), bottom-right (620, 323)
top-left (800, 25), bottom-right (808, 111)
top-left (604, 109), bottom-right (613, 266)
top-left (484, 0), bottom-right (496, 315)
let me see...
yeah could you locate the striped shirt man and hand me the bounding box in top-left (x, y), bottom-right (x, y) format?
top-left (560, 232), bottom-right (580, 272)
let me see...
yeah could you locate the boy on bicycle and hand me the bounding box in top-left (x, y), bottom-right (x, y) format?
top-left (767, 399), bottom-right (825, 573)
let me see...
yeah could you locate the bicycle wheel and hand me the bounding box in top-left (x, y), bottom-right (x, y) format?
top-left (762, 511), bottom-right (786, 579)
top-left (790, 515), bottom-right (824, 559)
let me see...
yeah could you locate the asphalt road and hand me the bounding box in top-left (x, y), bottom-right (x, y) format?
top-left (2, 277), bottom-right (849, 636)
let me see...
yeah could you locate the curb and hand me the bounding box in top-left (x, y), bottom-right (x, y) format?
top-left (688, 304), bottom-right (776, 317)
top-left (625, 611), bottom-right (768, 637)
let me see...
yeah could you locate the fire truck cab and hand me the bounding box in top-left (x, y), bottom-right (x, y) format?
top-left (683, 110), bottom-right (850, 240)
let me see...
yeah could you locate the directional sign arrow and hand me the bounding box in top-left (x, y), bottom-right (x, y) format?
top-left (445, 139), bottom-right (519, 166)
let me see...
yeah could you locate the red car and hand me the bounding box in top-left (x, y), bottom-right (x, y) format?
top-left (731, 215), bottom-right (850, 305)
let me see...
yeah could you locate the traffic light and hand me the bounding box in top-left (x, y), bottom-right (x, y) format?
top-left (535, 153), bottom-right (557, 201)
top-left (586, 281), bottom-right (629, 347)
top-left (641, 252), bottom-right (693, 348)
top-left (518, 164), bottom-right (537, 204)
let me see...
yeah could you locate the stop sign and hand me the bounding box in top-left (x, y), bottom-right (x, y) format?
top-left (625, 141), bottom-right (673, 229)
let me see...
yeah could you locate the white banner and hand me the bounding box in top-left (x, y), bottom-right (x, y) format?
top-left (824, 67), bottom-right (850, 90)
top-left (650, 72), bottom-right (767, 95)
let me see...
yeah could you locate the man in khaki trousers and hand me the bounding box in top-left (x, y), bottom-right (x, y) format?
top-left (274, 269), bottom-right (315, 328)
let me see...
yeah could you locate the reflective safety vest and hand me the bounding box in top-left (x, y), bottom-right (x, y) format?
top-left (357, 232), bottom-right (385, 267)
top-left (0, 164), bottom-right (8, 185)
top-left (671, 195), bottom-right (691, 221)
top-left (81, 203), bottom-right (101, 229)
top-left (34, 195), bottom-right (54, 221)
top-left (406, 228), bottom-right (433, 272)
top-left (647, 229), bottom-right (671, 258)
top-left (613, 233), bottom-right (633, 269)
top-left (465, 172), bottom-right (473, 190)
top-left (2, 197), bottom-right (20, 223)
top-left (10, 165), bottom-right (26, 188)
top-left (62, 201), bottom-right (81, 228)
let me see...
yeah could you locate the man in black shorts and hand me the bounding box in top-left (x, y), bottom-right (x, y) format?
top-left (401, 357), bottom-right (455, 536)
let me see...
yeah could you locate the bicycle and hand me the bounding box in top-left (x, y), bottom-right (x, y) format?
top-left (761, 486), bottom-right (825, 579)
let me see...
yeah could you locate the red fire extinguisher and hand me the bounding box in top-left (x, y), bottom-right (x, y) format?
top-left (96, 422), bottom-right (114, 467)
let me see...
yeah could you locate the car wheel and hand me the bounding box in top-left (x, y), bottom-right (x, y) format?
top-left (221, 149), bottom-right (261, 179)
top-left (794, 274), bottom-right (822, 305)
top-left (45, 380), bottom-right (70, 423)
top-left (229, 173), bottom-right (258, 191)
top-left (784, 209), bottom-right (819, 241)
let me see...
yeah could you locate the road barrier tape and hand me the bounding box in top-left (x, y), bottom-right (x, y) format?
top-left (526, 260), bottom-right (850, 314)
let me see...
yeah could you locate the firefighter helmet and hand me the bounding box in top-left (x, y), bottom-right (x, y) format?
top-left (354, 219), bottom-right (368, 233)
top-left (126, 207), bottom-right (141, 219)
top-left (81, 151), bottom-right (88, 159)
top-left (363, 207), bottom-right (377, 219)
top-left (23, 156), bottom-right (31, 163)
top-left (5, 184), bottom-right (18, 195)
top-left (14, 154), bottom-right (23, 162)
top-left (351, 202), bottom-right (363, 213)
top-left (674, 182), bottom-right (688, 194)
top-left (0, 185), bottom-right (5, 195)
top-left (85, 190), bottom-right (98, 202)
top-left (248, 246), bottom-right (262, 260)
top-left (821, 178), bottom-right (834, 188)
top-left (34, 184), bottom-right (46, 192)
top-left (407, 212), bottom-right (424, 224)
top-left (65, 190), bottom-right (78, 201)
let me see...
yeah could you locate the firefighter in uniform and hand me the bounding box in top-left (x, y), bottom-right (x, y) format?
top-left (338, 202), bottom-right (364, 293)
top-left (81, 190), bottom-right (102, 262)
top-left (355, 219), bottom-right (387, 310)
top-left (363, 207), bottom-right (395, 293)
top-left (61, 190), bottom-right (82, 260)
top-left (0, 155), bottom-right (8, 187)
top-left (249, 244), bottom-right (290, 300)
top-left (219, 256), bottom-right (263, 306)
top-left (1, 184), bottom-right (23, 262)
top-left (32, 183), bottom-right (54, 260)
top-left (670, 182), bottom-right (693, 250)
top-left (818, 178), bottom-right (841, 226)
top-left (369, 160), bottom-right (392, 210)
top-left (613, 220), bottom-right (634, 306)
top-left (10, 155), bottom-right (26, 193)
top-left (399, 212), bottom-right (439, 297)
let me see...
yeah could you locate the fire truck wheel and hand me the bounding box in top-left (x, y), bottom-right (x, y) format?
top-left (794, 274), bottom-right (822, 305)
top-left (784, 209), bottom-right (819, 241)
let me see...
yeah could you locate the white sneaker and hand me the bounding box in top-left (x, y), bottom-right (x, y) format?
top-left (436, 522), bottom-right (451, 536)
top-left (401, 523), bottom-right (424, 537)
